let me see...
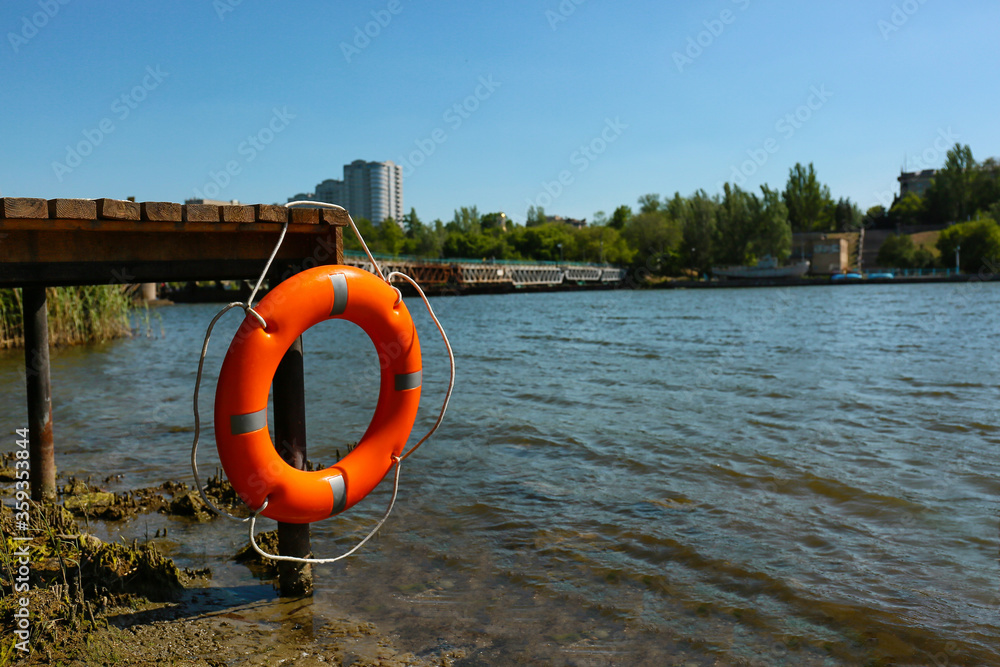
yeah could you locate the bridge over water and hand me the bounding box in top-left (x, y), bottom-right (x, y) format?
top-left (341, 250), bottom-right (627, 288)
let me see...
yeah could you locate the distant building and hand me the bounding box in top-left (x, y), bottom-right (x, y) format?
top-left (792, 233), bottom-right (853, 274)
top-left (898, 169), bottom-right (936, 198)
top-left (547, 215), bottom-right (587, 229)
top-left (811, 238), bottom-right (849, 275)
top-left (289, 160), bottom-right (403, 223)
top-left (315, 178), bottom-right (345, 204)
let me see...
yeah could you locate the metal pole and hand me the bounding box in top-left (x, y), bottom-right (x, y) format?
top-left (22, 286), bottom-right (56, 501)
top-left (272, 334), bottom-right (313, 596)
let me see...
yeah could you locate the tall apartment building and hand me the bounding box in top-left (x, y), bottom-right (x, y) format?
top-left (289, 160), bottom-right (403, 223)
top-left (898, 169), bottom-right (936, 199)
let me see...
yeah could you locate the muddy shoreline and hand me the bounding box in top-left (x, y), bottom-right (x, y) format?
top-left (0, 458), bottom-right (463, 666)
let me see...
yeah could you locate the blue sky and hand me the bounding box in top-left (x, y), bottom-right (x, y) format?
top-left (1, 0), bottom-right (997, 224)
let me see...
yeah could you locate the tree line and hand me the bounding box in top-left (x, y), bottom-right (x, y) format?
top-left (345, 143), bottom-right (1000, 275)
top-left (875, 144), bottom-right (1000, 272)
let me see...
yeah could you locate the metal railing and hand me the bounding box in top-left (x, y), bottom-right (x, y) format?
top-left (340, 250), bottom-right (626, 285)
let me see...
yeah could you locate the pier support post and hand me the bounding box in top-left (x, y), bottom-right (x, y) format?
top-left (273, 334), bottom-right (313, 596)
top-left (22, 286), bottom-right (57, 502)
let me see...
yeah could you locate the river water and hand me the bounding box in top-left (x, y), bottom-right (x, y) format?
top-left (1, 282), bottom-right (998, 665)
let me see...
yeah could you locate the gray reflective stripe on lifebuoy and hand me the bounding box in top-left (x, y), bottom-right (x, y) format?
top-left (230, 408), bottom-right (267, 435)
top-left (394, 370), bottom-right (422, 391)
top-left (330, 274), bottom-right (348, 315)
top-left (327, 475), bottom-right (346, 514)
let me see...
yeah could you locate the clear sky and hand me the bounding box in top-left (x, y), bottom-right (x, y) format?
top-left (1, 0), bottom-right (997, 225)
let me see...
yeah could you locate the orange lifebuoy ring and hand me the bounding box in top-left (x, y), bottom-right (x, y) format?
top-left (214, 265), bottom-right (422, 524)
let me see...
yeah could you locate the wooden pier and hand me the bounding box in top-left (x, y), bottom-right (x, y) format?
top-left (1, 197), bottom-right (349, 595)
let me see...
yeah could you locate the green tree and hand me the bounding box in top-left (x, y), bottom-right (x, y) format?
top-left (833, 197), bottom-right (864, 231)
top-left (344, 216), bottom-right (377, 253)
top-left (377, 217), bottom-right (406, 256)
top-left (749, 185), bottom-right (792, 261)
top-left (783, 162), bottom-right (834, 232)
top-left (480, 211), bottom-right (507, 231)
top-left (925, 143), bottom-right (977, 224)
top-left (637, 193), bottom-right (662, 214)
top-left (936, 218), bottom-right (1000, 273)
top-left (712, 184), bottom-right (791, 266)
top-left (889, 192), bottom-right (926, 228)
top-left (450, 206), bottom-right (481, 233)
top-left (402, 207), bottom-right (423, 236)
top-left (876, 233), bottom-right (917, 268)
top-left (404, 217), bottom-right (446, 258)
top-left (525, 205), bottom-right (547, 227)
top-left (569, 225), bottom-right (634, 265)
top-left (442, 227), bottom-right (512, 260)
top-left (669, 190), bottom-right (716, 273)
top-left (609, 205), bottom-right (632, 230)
top-left (973, 157), bottom-right (1000, 215)
top-left (622, 210), bottom-right (681, 274)
top-left (913, 246), bottom-right (936, 269)
top-left (864, 205), bottom-right (889, 229)
top-left (509, 222), bottom-right (573, 261)
top-left (713, 183), bottom-right (755, 265)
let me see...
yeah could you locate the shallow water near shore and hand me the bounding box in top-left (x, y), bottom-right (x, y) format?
top-left (2, 282), bottom-right (998, 665)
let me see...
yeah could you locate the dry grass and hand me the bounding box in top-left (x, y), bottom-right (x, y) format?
top-left (909, 231), bottom-right (941, 256)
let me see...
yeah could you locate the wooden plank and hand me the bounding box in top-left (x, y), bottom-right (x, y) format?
top-left (221, 205), bottom-right (255, 223)
top-left (1, 223), bottom-right (343, 287)
top-left (320, 208), bottom-right (350, 227)
top-left (96, 198), bottom-right (140, 220)
top-left (48, 198), bottom-right (97, 219)
top-left (1, 198), bottom-right (48, 219)
top-left (255, 204), bottom-right (287, 223)
top-left (289, 208), bottom-right (320, 225)
top-left (331, 227), bottom-right (344, 264)
top-left (182, 204), bottom-right (220, 223)
top-left (2, 227), bottom-right (338, 264)
top-left (141, 201), bottom-right (183, 222)
top-left (0, 218), bottom-right (328, 234)
top-left (4, 259), bottom-right (297, 286)
top-left (0, 196), bottom-right (344, 287)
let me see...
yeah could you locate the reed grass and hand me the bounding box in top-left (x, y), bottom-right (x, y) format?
top-left (0, 286), bottom-right (135, 349)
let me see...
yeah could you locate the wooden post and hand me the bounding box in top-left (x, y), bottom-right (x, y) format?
top-left (22, 286), bottom-right (56, 501)
top-left (272, 334), bottom-right (313, 596)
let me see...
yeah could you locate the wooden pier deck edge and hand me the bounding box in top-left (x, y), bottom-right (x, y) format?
top-left (0, 198), bottom-right (346, 286)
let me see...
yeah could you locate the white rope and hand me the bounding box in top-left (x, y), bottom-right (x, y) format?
top-left (190, 303), bottom-right (256, 522)
top-left (247, 456), bottom-right (402, 564)
top-left (386, 271), bottom-right (456, 461)
top-left (190, 219), bottom-right (289, 522)
top-left (286, 200), bottom-right (388, 281)
top-left (245, 218), bottom-right (289, 324)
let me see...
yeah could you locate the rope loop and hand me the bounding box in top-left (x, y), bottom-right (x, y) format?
top-left (286, 200), bottom-right (391, 287)
top-left (243, 305), bottom-right (267, 330)
top-left (247, 455), bottom-right (403, 564)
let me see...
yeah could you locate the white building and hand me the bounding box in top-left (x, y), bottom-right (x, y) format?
top-left (290, 160), bottom-right (403, 223)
